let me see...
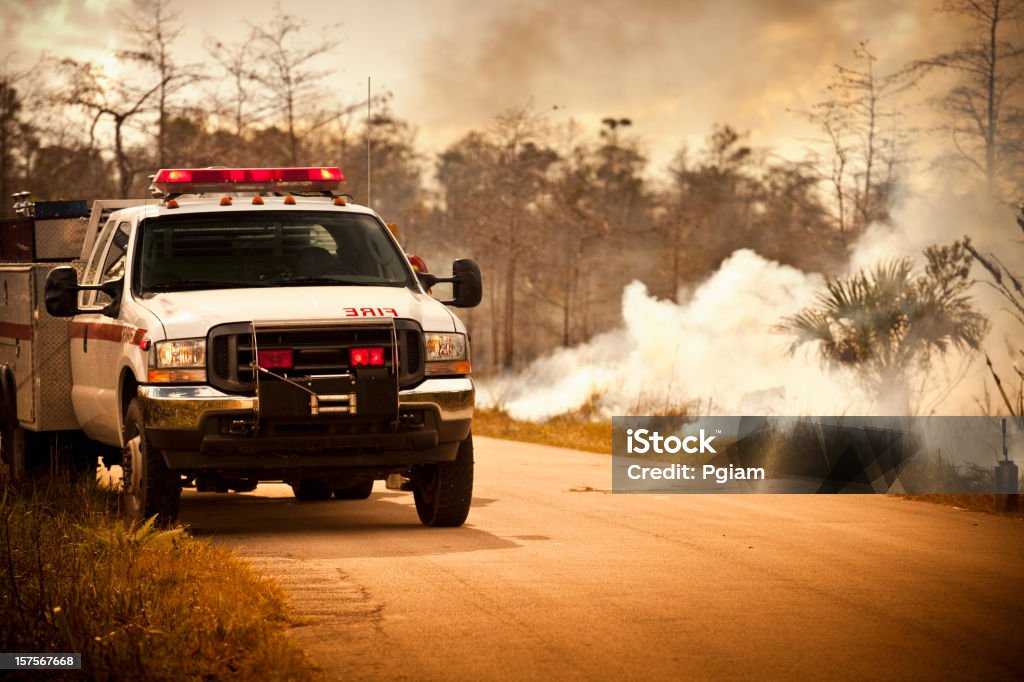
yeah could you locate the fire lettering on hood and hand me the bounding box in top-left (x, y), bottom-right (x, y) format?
top-left (343, 307), bottom-right (398, 318)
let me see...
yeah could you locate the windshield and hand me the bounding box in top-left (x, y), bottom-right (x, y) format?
top-left (132, 211), bottom-right (414, 294)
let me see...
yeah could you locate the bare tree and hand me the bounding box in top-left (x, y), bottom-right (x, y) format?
top-left (798, 103), bottom-right (852, 236)
top-left (0, 68), bottom-right (28, 216)
top-left (799, 42), bottom-right (911, 236)
top-left (118, 0), bottom-right (200, 169)
top-left (58, 59), bottom-right (162, 197)
top-left (911, 0), bottom-right (1024, 200)
top-left (491, 107), bottom-right (557, 368)
top-left (249, 8), bottom-right (336, 165)
top-left (534, 119), bottom-right (610, 346)
top-left (436, 105), bottom-right (557, 369)
top-left (206, 29), bottom-right (263, 139)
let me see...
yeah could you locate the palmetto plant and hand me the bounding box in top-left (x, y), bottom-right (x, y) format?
top-left (780, 244), bottom-right (988, 412)
top-left (963, 210), bottom-right (1024, 427)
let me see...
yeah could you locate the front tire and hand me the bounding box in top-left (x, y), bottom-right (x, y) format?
top-left (122, 399), bottom-right (181, 525)
top-left (414, 433), bottom-right (474, 527)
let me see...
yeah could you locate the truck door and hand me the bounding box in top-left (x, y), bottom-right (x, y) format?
top-left (0, 267), bottom-right (34, 424)
top-left (70, 218), bottom-right (131, 445)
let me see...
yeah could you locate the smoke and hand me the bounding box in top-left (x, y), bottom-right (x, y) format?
top-left (480, 249), bottom-right (873, 420)
top-left (412, 0), bottom-right (966, 168)
top-left (479, 186), bottom-right (1023, 422)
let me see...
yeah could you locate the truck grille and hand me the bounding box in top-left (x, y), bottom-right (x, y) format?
top-left (208, 320), bottom-right (424, 393)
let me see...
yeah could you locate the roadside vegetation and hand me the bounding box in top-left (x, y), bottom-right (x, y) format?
top-left (474, 408), bottom-right (611, 454)
top-left (0, 475), bottom-right (318, 680)
top-left (907, 494), bottom-right (1021, 516)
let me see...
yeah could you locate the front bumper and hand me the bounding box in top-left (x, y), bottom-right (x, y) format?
top-left (138, 378), bottom-right (474, 471)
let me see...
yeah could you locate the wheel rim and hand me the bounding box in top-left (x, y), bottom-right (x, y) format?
top-left (418, 467), bottom-right (438, 505)
top-left (122, 433), bottom-right (144, 514)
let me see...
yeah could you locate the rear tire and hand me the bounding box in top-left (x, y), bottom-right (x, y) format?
top-left (291, 478), bottom-right (332, 501)
top-left (122, 399), bottom-right (181, 525)
top-left (414, 433), bottom-right (473, 527)
top-left (333, 479), bottom-right (374, 500)
top-left (0, 364), bottom-right (22, 482)
top-left (0, 421), bottom-right (25, 483)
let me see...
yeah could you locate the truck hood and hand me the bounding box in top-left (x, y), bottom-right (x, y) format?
top-left (134, 285), bottom-right (457, 340)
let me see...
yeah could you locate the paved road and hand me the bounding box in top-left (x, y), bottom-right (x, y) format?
top-left (180, 436), bottom-right (1024, 680)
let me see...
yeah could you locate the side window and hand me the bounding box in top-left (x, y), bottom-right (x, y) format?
top-left (101, 222), bottom-right (130, 280)
top-left (79, 218), bottom-right (116, 307)
top-left (86, 221), bottom-right (131, 308)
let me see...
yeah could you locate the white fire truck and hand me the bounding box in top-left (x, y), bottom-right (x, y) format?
top-left (0, 167), bottom-right (481, 526)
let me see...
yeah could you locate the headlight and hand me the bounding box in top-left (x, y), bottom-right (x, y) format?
top-left (156, 339), bottom-right (206, 367)
top-left (149, 339), bottom-right (207, 383)
top-left (425, 333), bottom-right (466, 362)
top-left (424, 333), bottom-right (470, 376)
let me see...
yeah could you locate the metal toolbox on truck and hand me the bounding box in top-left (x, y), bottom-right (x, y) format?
top-left (0, 201), bottom-right (89, 260)
top-left (0, 264), bottom-right (78, 431)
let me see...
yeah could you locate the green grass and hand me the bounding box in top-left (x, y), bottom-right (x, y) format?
top-left (0, 476), bottom-right (319, 680)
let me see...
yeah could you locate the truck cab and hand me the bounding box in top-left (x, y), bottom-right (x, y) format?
top-left (40, 167), bottom-right (482, 526)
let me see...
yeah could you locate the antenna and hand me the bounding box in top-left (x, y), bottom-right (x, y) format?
top-left (367, 76), bottom-right (372, 208)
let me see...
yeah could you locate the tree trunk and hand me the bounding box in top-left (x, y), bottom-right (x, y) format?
top-left (985, 2), bottom-right (999, 197)
top-left (502, 255), bottom-right (517, 369)
top-left (287, 95), bottom-right (298, 165)
top-left (158, 89), bottom-right (166, 169)
top-left (490, 278), bottom-right (500, 372)
top-left (671, 220), bottom-right (682, 303)
top-left (563, 254), bottom-right (575, 347)
top-left (115, 116), bottom-right (131, 198)
top-left (861, 62), bottom-right (877, 227)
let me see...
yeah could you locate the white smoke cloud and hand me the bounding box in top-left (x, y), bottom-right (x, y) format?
top-left (479, 186), bottom-right (1022, 422)
top-left (480, 249), bottom-right (876, 420)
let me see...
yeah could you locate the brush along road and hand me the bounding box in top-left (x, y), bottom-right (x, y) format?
top-left (181, 436), bottom-right (1024, 680)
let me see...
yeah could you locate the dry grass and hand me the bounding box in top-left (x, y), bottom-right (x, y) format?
top-left (0, 476), bottom-right (319, 680)
top-left (474, 408), bottom-right (612, 454)
top-left (903, 494), bottom-right (1022, 516)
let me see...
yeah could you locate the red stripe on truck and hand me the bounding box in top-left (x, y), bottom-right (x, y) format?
top-left (0, 321), bottom-right (33, 341)
top-left (69, 321), bottom-right (148, 347)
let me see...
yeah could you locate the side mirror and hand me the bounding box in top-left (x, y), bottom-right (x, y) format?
top-left (417, 258), bottom-right (483, 308)
top-left (44, 267), bottom-right (124, 318)
top-left (450, 259), bottom-right (482, 308)
top-left (45, 267), bottom-right (82, 317)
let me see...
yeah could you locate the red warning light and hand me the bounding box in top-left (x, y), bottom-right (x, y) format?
top-left (152, 167), bottom-right (345, 195)
top-left (350, 347), bottom-right (385, 367)
top-left (257, 349), bottom-right (294, 370)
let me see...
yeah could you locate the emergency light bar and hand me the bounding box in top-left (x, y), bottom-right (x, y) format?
top-left (152, 167), bottom-right (344, 196)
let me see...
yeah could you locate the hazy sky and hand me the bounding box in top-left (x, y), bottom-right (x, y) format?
top-left (1, 0), bottom-right (974, 170)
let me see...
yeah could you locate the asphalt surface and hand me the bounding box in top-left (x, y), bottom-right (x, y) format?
top-left (180, 436), bottom-right (1024, 680)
